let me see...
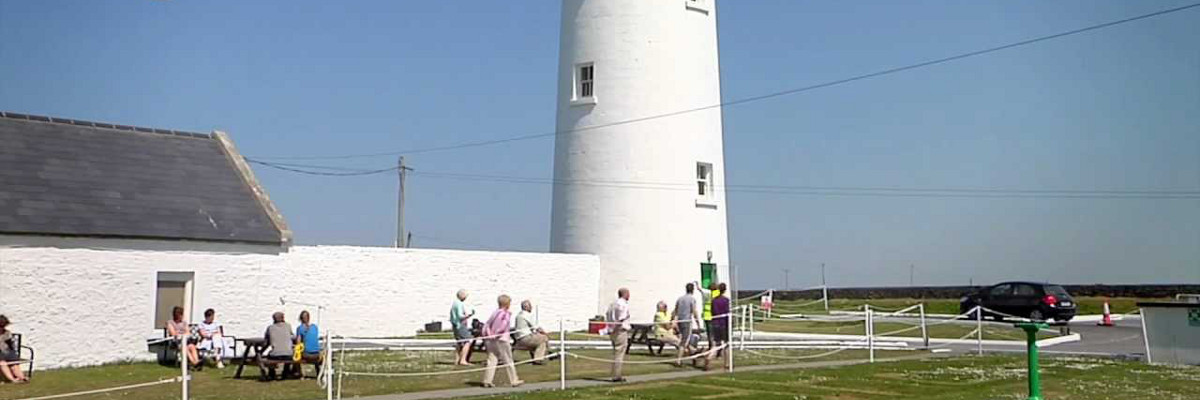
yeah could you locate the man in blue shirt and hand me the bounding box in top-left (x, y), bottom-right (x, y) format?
top-left (450, 289), bottom-right (476, 366)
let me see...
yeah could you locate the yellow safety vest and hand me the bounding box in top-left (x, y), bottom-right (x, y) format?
top-left (703, 289), bottom-right (720, 321)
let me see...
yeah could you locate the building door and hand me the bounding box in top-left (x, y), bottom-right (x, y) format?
top-left (700, 263), bottom-right (717, 289)
top-left (154, 272), bottom-right (194, 329)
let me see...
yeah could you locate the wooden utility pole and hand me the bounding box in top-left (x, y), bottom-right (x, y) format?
top-left (396, 157), bottom-right (413, 248)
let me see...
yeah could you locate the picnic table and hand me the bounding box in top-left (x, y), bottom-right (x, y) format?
top-left (233, 337), bottom-right (268, 379)
top-left (627, 323), bottom-right (668, 355)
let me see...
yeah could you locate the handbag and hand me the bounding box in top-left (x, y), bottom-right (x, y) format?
top-left (293, 342), bottom-right (305, 362)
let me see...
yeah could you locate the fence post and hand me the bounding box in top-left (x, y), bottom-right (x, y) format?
top-left (823, 285), bottom-right (830, 312)
top-left (749, 305), bottom-right (755, 341)
top-left (326, 330), bottom-right (334, 400)
top-left (1139, 308), bottom-right (1152, 364)
top-left (559, 318), bottom-right (566, 390)
top-left (739, 305), bottom-right (745, 346)
top-left (976, 305), bottom-right (984, 356)
top-left (919, 304), bottom-right (929, 349)
top-left (337, 335), bottom-right (346, 400)
top-left (180, 343), bottom-right (188, 400)
top-left (727, 308), bottom-right (734, 373)
top-left (866, 305), bottom-right (874, 363)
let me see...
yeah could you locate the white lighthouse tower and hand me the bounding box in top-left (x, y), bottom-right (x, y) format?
top-left (551, 0), bottom-right (731, 318)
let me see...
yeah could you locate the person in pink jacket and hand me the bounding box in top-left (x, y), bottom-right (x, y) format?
top-left (481, 294), bottom-right (524, 388)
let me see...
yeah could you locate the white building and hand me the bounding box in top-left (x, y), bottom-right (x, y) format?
top-left (551, 0), bottom-right (732, 318)
top-left (0, 112), bottom-right (599, 369)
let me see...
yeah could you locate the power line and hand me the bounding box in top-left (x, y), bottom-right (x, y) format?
top-left (245, 158), bottom-right (400, 176)
top-left (248, 2), bottom-right (1200, 161)
top-left (410, 171), bottom-right (1200, 199)
top-left (245, 158), bottom-right (1200, 199)
top-left (414, 171), bottom-right (1200, 196)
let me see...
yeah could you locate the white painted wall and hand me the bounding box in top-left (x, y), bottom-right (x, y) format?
top-left (0, 236), bottom-right (600, 369)
top-left (551, 0), bottom-right (731, 320)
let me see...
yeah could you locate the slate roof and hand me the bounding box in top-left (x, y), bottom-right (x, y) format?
top-left (0, 112), bottom-right (289, 245)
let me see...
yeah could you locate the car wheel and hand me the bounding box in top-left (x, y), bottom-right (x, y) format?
top-left (1029, 310), bottom-right (1045, 322)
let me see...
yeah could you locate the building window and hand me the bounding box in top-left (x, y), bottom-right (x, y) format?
top-left (154, 271), bottom-right (194, 329)
top-left (577, 63), bottom-right (594, 100)
top-left (696, 162), bottom-right (714, 198)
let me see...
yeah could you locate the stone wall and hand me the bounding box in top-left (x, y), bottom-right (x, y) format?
top-left (0, 235), bottom-right (600, 368)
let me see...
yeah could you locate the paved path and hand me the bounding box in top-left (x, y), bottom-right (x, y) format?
top-left (931, 317), bottom-right (1146, 358)
top-left (349, 353), bottom-right (936, 400)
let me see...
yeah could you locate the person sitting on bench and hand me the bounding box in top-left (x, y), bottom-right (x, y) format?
top-left (293, 310), bottom-right (322, 377)
top-left (263, 311), bottom-right (294, 380)
top-left (197, 308), bottom-right (233, 369)
top-left (166, 306), bottom-right (201, 369)
top-left (512, 300), bottom-right (549, 365)
top-left (653, 301), bottom-right (681, 349)
top-left (0, 315), bottom-right (28, 384)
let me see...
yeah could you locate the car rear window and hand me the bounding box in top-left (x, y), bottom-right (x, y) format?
top-left (1045, 285), bottom-right (1070, 296)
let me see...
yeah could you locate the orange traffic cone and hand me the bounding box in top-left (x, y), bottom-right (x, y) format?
top-left (1097, 301), bottom-right (1114, 327)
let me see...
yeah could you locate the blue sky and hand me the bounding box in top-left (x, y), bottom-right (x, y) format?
top-left (2, 1), bottom-right (1197, 289)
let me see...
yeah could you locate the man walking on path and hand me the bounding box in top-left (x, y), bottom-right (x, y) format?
top-left (606, 288), bottom-right (631, 382)
top-left (673, 283), bottom-right (697, 367)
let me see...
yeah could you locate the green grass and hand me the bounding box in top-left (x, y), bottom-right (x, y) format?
top-left (765, 296), bottom-right (1160, 316)
top-left (0, 348), bottom-right (893, 400)
top-left (466, 355), bottom-right (1200, 400)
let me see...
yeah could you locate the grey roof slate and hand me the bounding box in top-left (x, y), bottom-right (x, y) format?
top-left (0, 112), bottom-right (285, 244)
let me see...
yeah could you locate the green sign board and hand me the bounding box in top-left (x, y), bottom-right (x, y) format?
top-left (700, 263), bottom-right (716, 289)
top-left (1189, 308), bottom-right (1200, 327)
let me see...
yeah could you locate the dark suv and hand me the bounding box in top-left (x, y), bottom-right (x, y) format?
top-left (959, 282), bottom-right (1076, 322)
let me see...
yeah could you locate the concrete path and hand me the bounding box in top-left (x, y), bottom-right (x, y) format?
top-left (349, 353), bottom-right (936, 400)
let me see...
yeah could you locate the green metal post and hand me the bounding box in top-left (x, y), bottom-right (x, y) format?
top-left (1015, 322), bottom-right (1048, 400)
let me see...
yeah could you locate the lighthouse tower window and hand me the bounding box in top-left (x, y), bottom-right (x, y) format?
top-left (696, 162), bottom-right (714, 198)
top-left (578, 64), bottom-right (594, 99)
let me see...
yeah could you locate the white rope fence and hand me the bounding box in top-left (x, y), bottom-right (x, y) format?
top-left (565, 343), bottom-right (728, 365)
top-left (13, 344), bottom-right (193, 400)
top-left (325, 302), bottom-right (1060, 399)
top-left (926, 328), bottom-right (984, 351)
top-left (742, 346), bottom-right (851, 361)
top-left (341, 353), bottom-right (561, 377)
top-left (12, 377), bottom-right (183, 400)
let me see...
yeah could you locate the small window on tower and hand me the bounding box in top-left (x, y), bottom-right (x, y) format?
top-left (696, 162), bottom-right (714, 198)
top-left (685, 0), bottom-right (710, 13)
top-left (578, 64), bottom-right (594, 98)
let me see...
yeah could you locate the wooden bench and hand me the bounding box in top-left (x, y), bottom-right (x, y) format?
top-left (627, 324), bottom-right (667, 355)
top-left (236, 337), bottom-right (324, 381)
top-left (260, 355), bottom-right (322, 381)
top-left (146, 326), bottom-right (238, 370)
top-left (7, 333), bottom-right (35, 380)
top-left (464, 321), bottom-right (538, 363)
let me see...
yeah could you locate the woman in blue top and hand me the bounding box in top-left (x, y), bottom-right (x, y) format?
top-left (293, 310), bottom-right (322, 377)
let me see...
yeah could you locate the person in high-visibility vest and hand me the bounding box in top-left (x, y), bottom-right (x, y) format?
top-left (698, 282), bottom-right (720, 348)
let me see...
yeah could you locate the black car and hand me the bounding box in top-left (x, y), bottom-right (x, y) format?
top-left (959, 282), bottom-right (1076, 322)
